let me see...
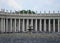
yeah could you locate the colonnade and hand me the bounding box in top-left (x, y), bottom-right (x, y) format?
top-left (0, 18), bottom-right (60, 33)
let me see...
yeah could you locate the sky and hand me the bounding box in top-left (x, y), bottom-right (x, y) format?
top-left (0, 0), bottom-right (60, 13)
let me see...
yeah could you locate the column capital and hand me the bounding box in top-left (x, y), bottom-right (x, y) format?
top-left (15, 18), bottom-right (16, 19)
top-left (10, 18), bottom-right (12, 19)
top-left (6, 18), bottom-right (8, 19)
top-left (19, 18), bottom-right (20, 19)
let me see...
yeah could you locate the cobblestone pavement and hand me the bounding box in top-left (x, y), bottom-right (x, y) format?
top-left (0, 33), bottom-right (60, 43)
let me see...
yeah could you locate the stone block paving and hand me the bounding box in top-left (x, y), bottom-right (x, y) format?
top-left (0, 37), bottom-right (60, 43)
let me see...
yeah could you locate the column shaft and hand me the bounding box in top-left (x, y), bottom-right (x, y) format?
top-left (58, 19), bottom-right (60, 32)
top-left (49, 19), bottom-right (51, 32)
top-left (6, 18), bottom-right (8, 32)
top-left (22, 19), bottom-right (25, 32)
top-left (40, 19), bottom-right (42, 32)
top-left (27, 19), bottom-right (29, 31)
top-left (10, 18), bottom-right (12, 32)
top-left (44, 19), bottom-right (46, 32)
top-left (15, 19), bottom-right (16, 32)
top-left (53, 19), bottom-right (55, 32)
top-left (1, 18), bottom-right (3, 32)
top-left (31, 19), bottom-right (33, 29)
top-left (3, 18), bottom-right (5, 32)
top-left (35, 19), bottom-right (37, 31)
top-left (19, 19), bottom-right (20, 32)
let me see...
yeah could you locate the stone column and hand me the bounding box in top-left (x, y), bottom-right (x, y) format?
top-left (49, 19), bottom-right (51, 32)
top-left (58, 19), bottom-right (60, 32)
top-left (6, 18), bottom-right (8, 32)
top-left (31, 19), bottom-right (33, 29)
top-left (40, 19), bottom-right (42, 32)
top-left (35, 19), bottom-right (37, 31)
top-left (22, 19), bottom-right (25, 32)
top-left (44, 19), bottom-right (46, 32)
top-left (3, 18), bottom-right (5, 32)
top-left (53, 19), bottom-right (55, 32)
top-left (10, 18), bottom-right (12, 32)
top-left (15, 19), bottom-right (16, 32)
top-left (27, 19), bottom-right (29, 31)
top-left (19, 19), bottom-right (20, 32)
top-left (1, 18), bottom-right (4, 32)
top-left (0, 18), bottom-right (1, 32)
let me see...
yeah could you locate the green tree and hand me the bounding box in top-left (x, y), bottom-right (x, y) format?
top-left (15, 10), bottom-right (36, 14)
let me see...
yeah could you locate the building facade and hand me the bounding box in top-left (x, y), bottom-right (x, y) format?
top-left (0, 12), bottom-right (60, 33)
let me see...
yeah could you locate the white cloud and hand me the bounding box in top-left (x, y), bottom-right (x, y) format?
top-left (7, 0), bottom-right (23, 10)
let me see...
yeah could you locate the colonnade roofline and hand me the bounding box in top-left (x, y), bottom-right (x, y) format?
top-left (0, 12), bottom-right (60, 14)
top-left (0, 15), bottom-right (60, 20)
top-left (0, 13), bottom-right (60, 16)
